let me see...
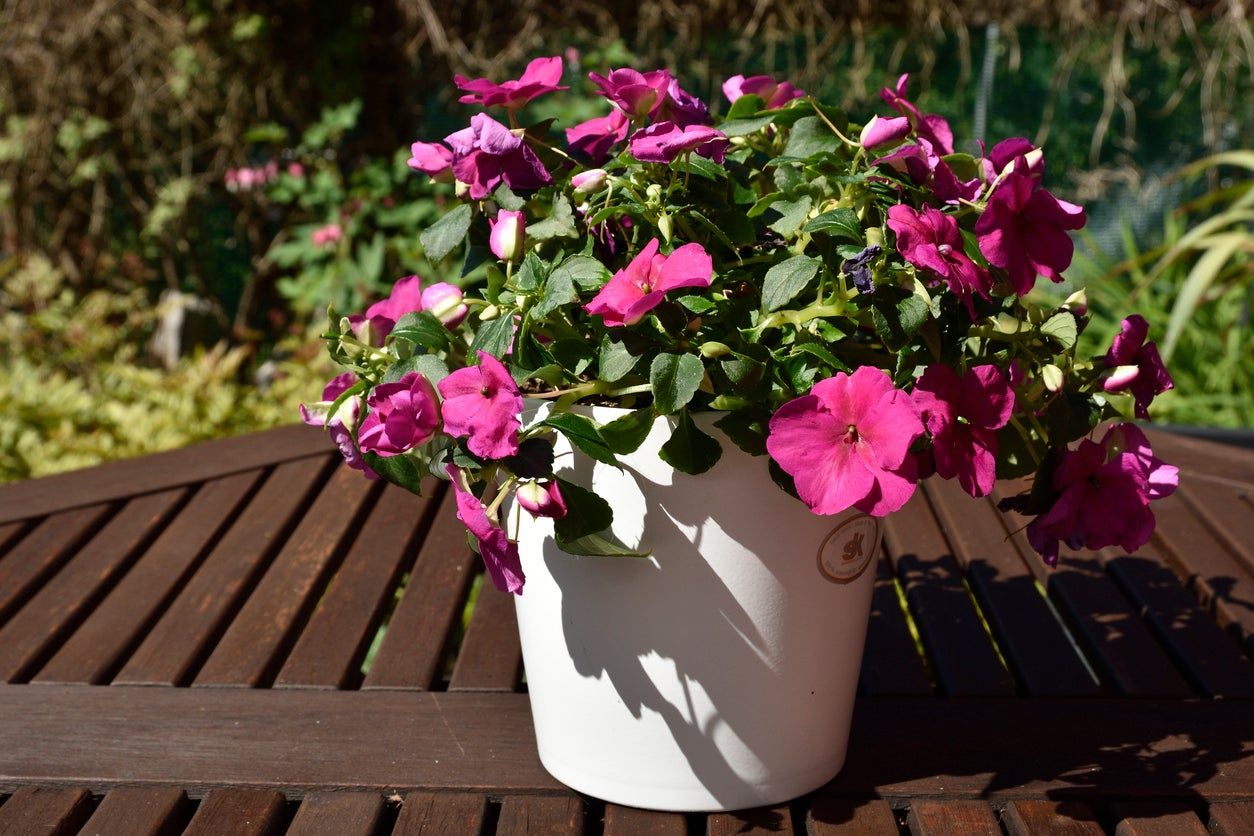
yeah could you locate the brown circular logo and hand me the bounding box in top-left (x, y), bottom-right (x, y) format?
top-left (817, 514), bottom-right (881, 584)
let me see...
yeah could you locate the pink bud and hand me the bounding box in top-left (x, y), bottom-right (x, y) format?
top-left (516, 480), bottom-right (567, 519)
top-left (489, 210), bottom-right (526, 262)
top-left (571, 168), bottom-right (608, 194)
top-left (287, 162), bottom-right (305, 178)
top-left (859, 115), bottom-right (911, 150)
top-left (421, 282), bottom-right (469, 328)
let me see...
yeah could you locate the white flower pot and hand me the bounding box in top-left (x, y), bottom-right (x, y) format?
top-left (511, 402), bottom-right (882, 812)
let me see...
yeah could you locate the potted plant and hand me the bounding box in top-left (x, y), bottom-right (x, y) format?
top-left (301, 58), bottom-right (1178, 812)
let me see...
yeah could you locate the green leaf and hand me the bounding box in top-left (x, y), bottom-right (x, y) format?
top-left (554, 529), bottom-right (651, 558)
top-left (550, 254), bottom-right (610, 291)
top-left (503, 437), bottom-right (554, 478)
top-left (600, 408), bottom-right (655, 455)
top-left (420, 203), bottom-right (473, 262)
top-left (382, 353), bottom-right (450, 385)
top-left (713, 409), bottom-right (769, 456)
top-left (356, 233), bottom-right (386, 284)
top-left (762, 255), bottom-right (821, 312)
top-left (363, 451), bottom-right (426, 494)
top-left (789, 342), bottom-right (851, 372)
top-left (747, 192), bottom-right (784, 218)
top-left (389, 310), bottom-right (451, 352)
top-left (468, 313), bottom-right (514, 358)
top-left (870, 288), bottom-right (930, 350)
top-left (766, 195), bottom-right (813, 238)
top-left (515, 251), bottom-right (548, 292)
top-left (673, 154), bottom-right (727, 181)
top-left (782, 116), bottom-right (842, 159)
top-left (677, 295), bottom-right (717, 314)
top-left (531, 264), bottom-right (578, 320)
top-left (528, 195), bottom-right (577, 240)
top-left (725, 93), bottom-right (766, 120)
top-left (720, 115), bottom-right (776, 137)
top-left (553, 477), bottom-right (612, 541)
top-left (659, 410), bottom-right (723, 475)
top-left (492, 183), bottom-right (526, 210)
top-left (599, 336), bottom-right (638, 382)
top-left (1039, 311), bottom-right (1078, 349)
top-left (805, 208), bottom-right (862, 242)
top-left (542, 412), bottom-right (620, 466)
top-left (650, 353), bottom-right (705, 415)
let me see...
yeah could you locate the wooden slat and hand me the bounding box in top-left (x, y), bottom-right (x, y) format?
top-left (1142, 429), bottom-right (1254, 488)
top-left (884, 493), bottom-right (1014, 696)
top-left (807, 797), bottom-right (899, 835)
top-left (906, 801), bottom-right (1000, 836)
top-left (602, 804), bottom-right (687, 836)
top-left (0, 424), bottom-right (332, 524)
top-left (1209, 801), bottom-right (1254, 836)
top-left (496, 795), bottom-right (584, 836)
top-left (448, 582), bottom-right (522, 691)
top-left (194, 465), bottom-right (380, 687)
top-left (363, 498), bottom-right (477, 690)
top-left (34, 471), bottom-right (262, 685)
top-left (926, 481), bottom-right (1097, 696)
top-left (115, 457), bottom-right (329, 686)
top-left (709, 805), bottom-right (793, 835)
top-left (858, 555), bottom-right (933, 696)
top-left (0, 786), bottom-right (92, 836)
top-left (1111, 803), bottom-right (1208, 836)
top-left (4, 688), bottom-right (1254, 800)
top-left (1106, 550), bottom-right (1254, 698)
top-left (78, 786), bottom-right (187, 836)
top-left (182, 788), bottom-right (286, 836)
top-left (1003, 800), bottom-right (1104, 836)
top-left (0, 489), bottom-right (185, 682)
top-left (277, 484), bottom-right (437, 688)
top-left (0, 523), bottom-right (27, 558)
top-left (286, 792), bottom-right (384, 836)
top-left (393, 792), bottom-right (487, 836)
top-left (1179, 480), bottom-right (1254, 574)
top-left (0, 504), bottom-right (112, 624)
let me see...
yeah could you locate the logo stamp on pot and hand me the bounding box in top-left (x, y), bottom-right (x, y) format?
top-left (817, 514), bottom-right (881, 584)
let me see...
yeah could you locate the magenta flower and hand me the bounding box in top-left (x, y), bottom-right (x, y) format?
top-left (299, 373), bottom-right (378, 480)
top-left (1026, 424), bottom-right (1178, 566)
top-left (447, 465), bottom-right (525, 595)
top-left (584, 238), bottom-right (713, 327)
top-left (1102, 315), bottom-right (1174, 419)
top-left (589, 68), bottom-right (673, 120)
top-left (408, 141), bottom-right (454, 182)
top-left (912, 365), bottom-right (1014, 498)
top-left (873, 138), bottom-right (980, 204)
top-left (767, 367), bottom-right (924, 517)
top-left (879, 73), bottom-right (954, 155)
top-left (722, 74), bottom-right (805, 109)
top-left (565, 110), bottom-right (630, 165)
top-left (489, 209), bottom-right (526, 262)
top-left (445, 113), bottom-right (551, 200)
top-left (420, 282), bottom-right (468, 328)
top-left (859, 115), bottom-right (911, 150)
top-left (887, 204), bottom-right (991, 317)
top-left (311, 223), bottom-right (342, 247)
top-left (516, 480), bottom-right (567, 519)
top-left (659, 78), bottom-right (712, 127)
top-left (454, 56), bottom-right (568, 112)
top-left (982, 137), bottom-right (1043, 182)
top-left (975, 161), bottom-right (1087, 295)
top-left (437, 350), bottom-right (524, 459)
top-left (357, 372), bottom-right (442, 457)
top-left (629, 122), bottom-right (728, 164)
top-left (363, 275), bottom-right (425, 340)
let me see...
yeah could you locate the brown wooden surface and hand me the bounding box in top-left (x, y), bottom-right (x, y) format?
top-left (0, 423), bottom-right (1251, 835)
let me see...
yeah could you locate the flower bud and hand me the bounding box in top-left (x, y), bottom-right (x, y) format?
top-left (1103, 364), bottom-right (1141, 392)
top-left (516, 480), bottom-right (567, 519)
top-left (571, 168), bottom-right (608, 194)
top-left (421, 282), bottom-right (469, 328)
top-left (1041, 364), bottom-right (1064, 392)
top-left (859, 115), bottom-right (911, 150)
top-left (658, 212), bottom-right (673, 243)
top-left (646, 183), bottom-right (663, 203)
top-left (700, 341), bottom-right (732, 358)
top-left (1063, 288), bottom-right (1088, 317)
top-left (480, 304), bottom-right (501, 321)
top-left (489, 210), bottom-right (526, 262)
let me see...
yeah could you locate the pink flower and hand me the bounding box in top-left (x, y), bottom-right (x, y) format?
top-left (912, 365), bottom-right (1014, 498)
top-left (286, 162), bottom-right (305, 178)
top-left (447, 465), bottom-right (525, 595)
top-left (767, 366), bottom-right (925, 517)
top-left (1102, 315), bottom-right (1174, 419)
top-left (311, 223), bottom-right (342, 247)
top-left (879, 73), bottom-right (954, 155)
top-left (629, 122), bottom-right (728, 164)
top-left (975, 160), bottom-right (1087, 295)
top-left (408, 141), bottom-right (454, 182)
top-left (722, 74), bottom-right (805, 109)
top-left (659, 78), bottom-right (712, 127)
top-left (565, 110), bottom-right (630, 164)
top-left (454, 56), bottom-right (568, 111)
top-left (299, 373), bottom-right (378, 480)
top-left (437, 350), bottom-right (523, 459)
top-left (589, 68), bottom-right (673, 120)
top-left (584, 238), bottom-right (713, 327)
top-left (982, 137), bottom-right (1043, 182)
top-left (357, 372), bottom-right (442, 457)
top-left (887, 204), bottom-right (991, 317)
top-left (420, 282), bottom-right (468, 328)
top-left (859, 115), bottom-right (911, 150)
top-left (516, 480), bottom-right (567, 519)
top-left (363, 275), bottom-right (425, 340)
top-left (1026, 424), bottom-right (1178, 566)
top-left (874, 139), bottom-right (981, 204)
top-left (445, 113), bottom-right (551, 200)
top-left (489, 209), bottom-right (526, 262)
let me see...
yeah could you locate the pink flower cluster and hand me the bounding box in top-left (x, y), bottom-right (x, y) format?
top-left (310, 223), bottom-right (343, 248)
top-left (225, 161), bottom-right (279, 192)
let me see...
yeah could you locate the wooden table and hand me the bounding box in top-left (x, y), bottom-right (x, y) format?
top-left (0, 425), bottom-right (1251, 835)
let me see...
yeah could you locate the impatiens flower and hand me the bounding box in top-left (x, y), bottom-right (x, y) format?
top-left (1026, 424), bottom-right (1178, 566)
top-left (589, 68), bottom-right (673, 120)
top-left (437, 350), bottom-right (524, 459)
top-left (363, 275), bottom-right (425, 340)
top-left (407, 141), bottom-right (454, 182)
top-left (490, 209), bottom-right (526, 262)
top-left (584, 238), bottom-right (713, 327)
top-left (841, 245), bottom-right (882, 294)
top-left (766, 366), bottom-right (924, 517)
top-left (1102, 314), bottom-right (1174, 419)
top-left (975, 160), bottom-right (1087, 295)
top-left (300, 373), bottom-right (378, 480)
top-left (722, 74), bottom-right (805, 109)
top-left (445, 113), bottom-right (551, 200)
top-left (629, 122), bottom-right (728, 164)
top-left (658, 78), bottom-right (712, 127)
top-left (912, 365), bottom-right (1014, 497)
top-left (286, 162), bottom-right (305, 178)
top-left (420, 282), bottom-right (468, 328)
top-left (516, 480), bottom-right (567, 519)
top-left (859, 115), bottom-right (911, 150)
top-left (873, 137), bottom-right (981, 204)
top-left (311, 223), bottom-right (342, 247)
top-left (357, 372), bottom-right (442, 457)
top-left (571, 168), bottom-right (608, 194)
top-left (982, 137), bottom-right (1043, 182)
top-left (565, 110), bottom-right (630, 164)
top-left (447, 465), bottom-right (525, 595)
top-left (880, 73), bottom-right (954, 155)
top-left (454, 56), bottom-right (568, 111)
top-left (887, 204), bottom-right (992, 317)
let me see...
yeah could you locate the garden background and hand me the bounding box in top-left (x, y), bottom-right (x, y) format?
top-left (2, 0), bottom-right (1251, 482)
